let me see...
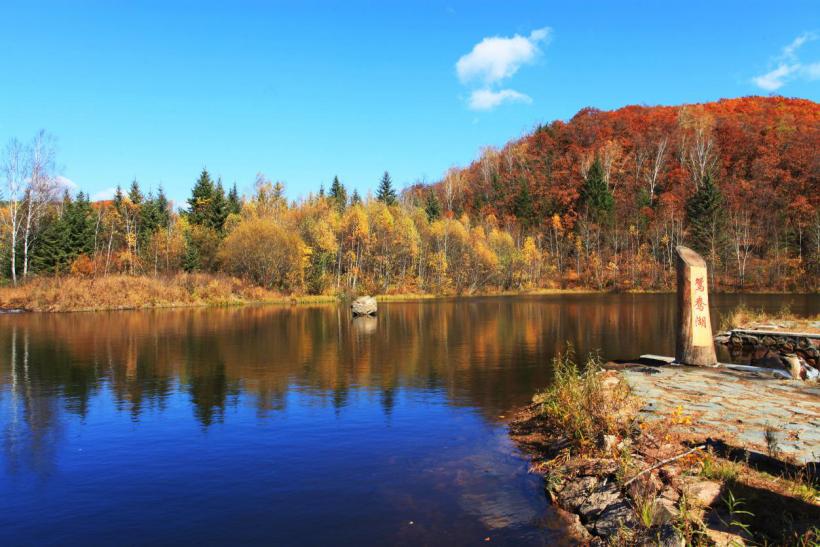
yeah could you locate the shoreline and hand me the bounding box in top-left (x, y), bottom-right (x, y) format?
top-left (508, 358), bottom-right (819, 545)
top-left (0, 275), bottom-right (816, 313)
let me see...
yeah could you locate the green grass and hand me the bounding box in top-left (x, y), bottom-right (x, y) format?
top-left (700, 453), bottom-right (741, 482)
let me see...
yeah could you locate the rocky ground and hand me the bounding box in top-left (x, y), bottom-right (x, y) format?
top-left (510, 362), bottom-right (819, 546)
top-left (622, 360), bottom-right (820, 465)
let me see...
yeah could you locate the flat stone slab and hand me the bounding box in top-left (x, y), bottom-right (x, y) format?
top-left (617, 363), bottom-right (820, 465)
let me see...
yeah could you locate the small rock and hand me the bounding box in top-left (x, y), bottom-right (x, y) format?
top-left (683, 479), bottom-right (722, 507)
top-left (351, 296), bottom-right (377, 316)
top-left (549, 506), bottom-right (593, 543)
top-left (598, 434), bottom-right (617, 453)
top-left (784, 354), bottom-right (803, 380)
top-left (593, 500), bottom-right (636, 537)
top-left (656, 523), bottom-right (686, 547)
top-left (704, 527), bottom-right (747, 546)
top-left (557, 476), bottom-right (599, 512)
top-left (659, 486), bottom-right (680, 503)
top-left (653, 496), bottom-right (680, 525)
top-left (579, 482), bottom-right (622, 520)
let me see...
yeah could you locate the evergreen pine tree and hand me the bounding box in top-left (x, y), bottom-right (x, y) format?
top-left (64, 191), bottom-right (95, 258)
top-left (113, 185), bottom-right (124, 211)
top-left (140, 191), bottom-right (160, 241)
top-left (187, 169), bottom-right (215, 226)
top-left (580, 157), bottom-right (614, 224)
top-left (128, 179), bottom-right (143, 205)
top-left (210, 180), bottom-right (228, 232)
top-left (318, 183), bottom-right (325, 198)
top-left (350, 189), bottom-right (362, 205)
top-left (227, 183), bottom-right (241, 215)
top-left (156, 185), bottom-right (171, 228)
top-left (329, 176), bottom-right (347, 211)
top-left (685, 174), bottom-right (725, 257)
top-left (424, 190), bottom-right (442, 221)
top-left (513, 179), bottom-right (535, 228)
top-left (183, 232), bottom-right (200, 272)
top-left (376, 171), bottom-right (397, 205)
top-left (31, 211), bottom-right (69, 273)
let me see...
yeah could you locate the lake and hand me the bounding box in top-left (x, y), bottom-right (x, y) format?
top-left (1, 294), bottom-right (817, 545)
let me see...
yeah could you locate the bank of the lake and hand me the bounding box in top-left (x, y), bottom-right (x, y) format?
top-left (2, 273), bottom-right (816, 313)
top-left (510, 356), bottom-right (820, 545)
top-left (0, 274), bottom-right (338, 312)
top-left (0, 274), bottom-right (624, 312)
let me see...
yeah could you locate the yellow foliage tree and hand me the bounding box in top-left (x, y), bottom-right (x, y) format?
top-left (219, 217), bottom-right (308, 291)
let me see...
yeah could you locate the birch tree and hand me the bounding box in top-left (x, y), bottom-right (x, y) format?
top-left (22, 131), bottom-right (59, 278)
top-left (1, 139), bottom-right (26, 284)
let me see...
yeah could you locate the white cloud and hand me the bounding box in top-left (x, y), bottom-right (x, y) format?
top-left (753, 32), bottom-right (819, 90)
top-left (802, 61), bottom-right (820, 80)
top-left (91, 187), bottom-right (117, 201)
top-left (468, 88), bottom-right (532, 110)
top-left (781, 32), bottom-right (816, 61)
top-left (753, 64), bottom-right (799, 91)
top-left (55, 176), bottom-right (78, 194)
top-left (455, 26), bottom-right (549, 111)
top-left (456, 27), bottom-right (551, 85)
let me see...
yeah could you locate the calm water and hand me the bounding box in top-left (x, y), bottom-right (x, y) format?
top-left (1, 294), bottom-right (817, 546)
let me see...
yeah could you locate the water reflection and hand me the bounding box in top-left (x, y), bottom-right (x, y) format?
top-left (0, 294), bottom-right (816, 544)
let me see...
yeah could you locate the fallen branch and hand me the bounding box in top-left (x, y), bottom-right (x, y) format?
top-left (623, 444), bottom-right (705, 487)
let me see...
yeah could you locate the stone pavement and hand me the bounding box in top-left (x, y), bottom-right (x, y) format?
top-left (617, 362), bottom-right (820, 465)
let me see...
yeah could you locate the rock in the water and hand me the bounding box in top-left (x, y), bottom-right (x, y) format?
top-left (351, 296), bottom-right (377, 316)
top-left (547, 506), bottom-right (593, 543)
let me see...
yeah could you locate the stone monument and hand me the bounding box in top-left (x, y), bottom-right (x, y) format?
top-left (675, 246), bottom-right (717, 366)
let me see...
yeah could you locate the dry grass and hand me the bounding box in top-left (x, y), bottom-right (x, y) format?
top-left (720, 304), bottom-right (820, 332)
top-left (532, 352), bottom-right (640, 453)
top-left (0, 274), bottom-right (338, 312)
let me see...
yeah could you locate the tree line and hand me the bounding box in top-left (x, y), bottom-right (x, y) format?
top-left (416, 96), bottom-right (819, 291)
top-left (1, 96), bottom-right (817, 294)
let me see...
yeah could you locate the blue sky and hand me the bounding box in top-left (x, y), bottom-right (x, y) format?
top-left (1, 1), bottom-right (818, 206)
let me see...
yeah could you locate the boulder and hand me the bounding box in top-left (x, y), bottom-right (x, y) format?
top-left (682, 479), bottom-right (722, 507)
top-left (653, 496), bottom-right (680, 525)
top-left (593, 500), bottom-right (636, 537)
top-left (556, 475), bottom-right (599, 512)
top-left (351, 296), bottom-right (377, 316)
top-left (578, 482), bottom-right (622, 520)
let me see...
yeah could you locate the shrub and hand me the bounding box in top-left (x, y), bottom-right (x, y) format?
top-left (532, 351), bottom-right (638, 452)
top-left (218, 218), bottom-right (308, 292)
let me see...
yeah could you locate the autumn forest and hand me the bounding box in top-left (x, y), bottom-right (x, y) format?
top-left (1, 96), bottom-right (818, 301)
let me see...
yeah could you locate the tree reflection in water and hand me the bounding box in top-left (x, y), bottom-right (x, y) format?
top-left (0, 294), bottom-right (817, 544)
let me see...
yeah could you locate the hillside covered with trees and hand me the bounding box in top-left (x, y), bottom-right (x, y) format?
top-left (1, 96), bottom-right (817, 304)
top-left (416, 95), bottom-right (818, 291)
